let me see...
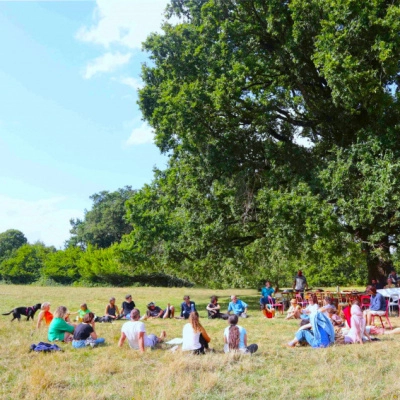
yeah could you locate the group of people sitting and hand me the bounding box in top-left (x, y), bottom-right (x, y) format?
top-left (35, 293), bottom-right (257, 354)
top-left (285, 285), bottom-right (394, 348)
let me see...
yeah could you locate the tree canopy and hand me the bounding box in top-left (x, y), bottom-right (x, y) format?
top-left (123, 0), bottom-right (400, 285)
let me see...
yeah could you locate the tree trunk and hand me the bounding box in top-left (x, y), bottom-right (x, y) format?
top-left (366, 242), bottom-right (392, 286)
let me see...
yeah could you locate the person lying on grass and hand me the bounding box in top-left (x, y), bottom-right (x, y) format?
top-left (287, 311), bottom-right (335, 348)
top-left (72, 312), bottom-right (105, 349)
top-left (118, 308), bottom-right (166, 352)
top-left (182, 311), bottom-right (211, 355)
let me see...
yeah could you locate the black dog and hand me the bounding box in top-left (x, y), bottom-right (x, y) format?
top-left (2, 303), bottom-right (41, 321)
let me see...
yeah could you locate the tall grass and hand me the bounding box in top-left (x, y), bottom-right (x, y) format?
top-left (0, 285), bottom-right (399, 399)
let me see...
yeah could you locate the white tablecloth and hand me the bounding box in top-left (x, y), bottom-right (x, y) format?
top-left (377, 288), bottom-right (400, 298)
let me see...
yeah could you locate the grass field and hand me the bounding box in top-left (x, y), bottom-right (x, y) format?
top-left (1, 285), bottom-right (400, 400)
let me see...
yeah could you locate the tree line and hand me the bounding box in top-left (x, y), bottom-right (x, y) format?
top-left (3, 0), bottom-right (400, 287)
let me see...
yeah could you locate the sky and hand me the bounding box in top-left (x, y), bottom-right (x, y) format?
top-left (0, 0), bottom-right (170, 248)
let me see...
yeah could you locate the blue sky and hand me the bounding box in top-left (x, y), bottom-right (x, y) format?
top-left (0, 0), bottom-right (170, 248)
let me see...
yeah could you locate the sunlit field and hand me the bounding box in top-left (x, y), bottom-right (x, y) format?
top-left (1, 285), bottom-right (400, 400)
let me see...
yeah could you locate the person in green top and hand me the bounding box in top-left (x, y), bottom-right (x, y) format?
top-left (48, 306), bottom-right (76, 342)
top-left (70, 303), bottom-right (92, 322)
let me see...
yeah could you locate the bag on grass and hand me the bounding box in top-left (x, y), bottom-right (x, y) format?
top-left (30, 342), bottom-right (63, 352)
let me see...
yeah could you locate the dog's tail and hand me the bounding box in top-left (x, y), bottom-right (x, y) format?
top-left (2, 311), bottom-right (13, 316)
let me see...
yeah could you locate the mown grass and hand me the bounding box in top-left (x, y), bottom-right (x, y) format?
top-left (0, 285), bottom-right (400, 399)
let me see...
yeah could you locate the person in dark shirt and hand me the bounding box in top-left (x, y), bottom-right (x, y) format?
top-left (143, 302), bottom-right (175, 319)
top-left (178, 295), bottom-right (196, 319)
top-left (72, 312), bottom-right (105, 348)
top-left (206, 296), bottom-right (228, 320)
top-left (121, 294), bottom-right (136, 319)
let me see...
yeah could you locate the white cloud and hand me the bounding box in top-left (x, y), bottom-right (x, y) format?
top-left (126, 122), bottom-right (154, 145)
top-left (0, 195), bottom-right (84, 248)
top-left (116, 76), bottom-right (144, 90)
top-left (77, 0), bottom-right (169, 50)
top-left (84, 52), bottom-right (132, 79)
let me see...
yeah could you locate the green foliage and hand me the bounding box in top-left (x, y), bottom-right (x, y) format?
top-left (0, 243), bottom-right (55, 284)
top-left (0, 229), bottom-right (27, 262)
top-left (41, 246), bottom-right (83, 284)
top-left (68, 186), bottom-right (136, 249)
top-left (125, 0), bottom-right (400, 285)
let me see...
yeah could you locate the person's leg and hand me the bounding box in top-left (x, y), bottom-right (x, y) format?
top-left (366, 310), bottom-right (372, 326)
top-left (95, 338), bottom-right (105, 345)
top-left (157, 330), bottom-right (166, 342)
top-left (72, 340), bottom-right (86, 349)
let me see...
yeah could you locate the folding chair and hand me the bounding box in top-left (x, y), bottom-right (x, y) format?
top-left (360, 295), bottom-right (371, 310)
top-left (268, 296), bottom-right (283, 315)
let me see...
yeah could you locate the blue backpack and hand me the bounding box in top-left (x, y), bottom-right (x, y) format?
top-left (30, 342), bottom-right (63, 352)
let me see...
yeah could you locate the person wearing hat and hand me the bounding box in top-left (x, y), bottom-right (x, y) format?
top-left (285, 299), bottom-right (302, 320)
top-left (142, 302), bottom-right (175, 320)
top-left (121, 295), bottom-right (136, 319)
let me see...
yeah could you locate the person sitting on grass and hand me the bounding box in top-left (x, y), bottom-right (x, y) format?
top-left (36, 302), bottom-right (53, 329)
top-left (285, 299), bottom-right (302, 320)
top-left (103, 297), bottom-right (120, 322)
top-left (363, 286), bottom-right (386, 326)
top-left (300, 294), bottom-right (319, 321)
top-left (223, 314), bottom-right (258, 354)
top-left (344, 301), bottom-right (371, 345)
top-left (121, 294), bottom-right (136, 319)
top-left (182, 311), bottom-right (211, 355)
top-left (326, 307), bottom-right (343, 327)
top-left (48, 306), bottom-right (76, 342)
top-left (206, 296), bottom-right (229, 320)
top-left (177, 295), bottom-right (196, 319)
top-left (142, 302), bottom-right (175, 320)
top-left (118, 308), bottom-right (166, 352)
top-left (72, 312), bottom-right (105, 349)
top-left (227, 295), bottom-right (248, 318)
top-left (287, 311), bottom-right (335, 348)
top-left (69, 303), bottom-right (92, 322)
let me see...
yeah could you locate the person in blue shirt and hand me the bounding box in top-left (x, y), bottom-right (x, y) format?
top-left (227, 295), bottom-right (248, 318)
top-left (178, 295), bottom-right (196, 319)
top-left (260, 281), bottom-right (275, 309)
top-left (364, 285), bottom-right (387, 326)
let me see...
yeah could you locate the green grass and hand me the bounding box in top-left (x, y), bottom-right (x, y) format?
top-left (1, 285), bottom-right (400, 399)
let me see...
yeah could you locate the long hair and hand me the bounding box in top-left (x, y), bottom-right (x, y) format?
top-left (189, 311), bottom-right (202, 333)
top-left (54, 306), bottom-right (68, 319)
top-left (228, 314), bottom-right (240, 350)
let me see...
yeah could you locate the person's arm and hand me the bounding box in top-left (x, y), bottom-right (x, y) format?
top-left (227, 303), bottom-right (232, 314)
top-left (89, 326), bottom-right (98, 340)
top-left (200, 326), bottom-right (211, 343)
top-left (138, 331), bottom-right (145, 353)
top-left (243, 301), bottom-right (248, 313)
top-left (105, 305), bottom-right (110, 317)
top-left (298, 323), bottom-right (312, 331)
top-left (243, 333), bottom-right (248, 347)
top-left (180, 303), bottom-right (184, 317)
top-left (305, 279), bottom-right (309, 290)
top-left (118, 332), bottom-right (126, 347)
top-left (36, 311), bottom-right (44, 329)
top-left (292, 279), bottom-right (296, 290)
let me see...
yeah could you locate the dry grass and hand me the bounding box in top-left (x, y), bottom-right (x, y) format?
top-left (1, 285), bottom-right (400, 399)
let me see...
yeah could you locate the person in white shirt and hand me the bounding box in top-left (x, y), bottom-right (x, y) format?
top-left (182, 311), bottom-right (211, 354)
top-left (118, 309), bottom-right (166, 352)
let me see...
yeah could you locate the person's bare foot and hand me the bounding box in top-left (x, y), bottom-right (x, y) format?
top-left (159, 330), bottom-right (167, 341)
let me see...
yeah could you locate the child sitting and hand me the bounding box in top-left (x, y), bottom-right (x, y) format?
top-left (70, 303), bottom-right (92, 322)
top-left (286, 299), bottom-right (301, 320)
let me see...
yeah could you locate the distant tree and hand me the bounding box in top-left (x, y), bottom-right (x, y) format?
top-left (41, 247), bottom-right (83, 284)
top-left (0, 243), bottom-right (54, 284)
top-left (0, 229), bottom-right (27, 262)
top-left (67, 186), bottom-right (136, 249)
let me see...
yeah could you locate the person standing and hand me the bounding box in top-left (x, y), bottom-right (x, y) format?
top-left (293, 270), bottom-right (308, 293)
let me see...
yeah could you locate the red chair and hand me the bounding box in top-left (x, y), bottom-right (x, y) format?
top-left (371, 300), bottom-right (392, 329)
top-left (360, 295), bottom-right (371, 310)
top-left (268, 296), bottom-right (283, 315)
